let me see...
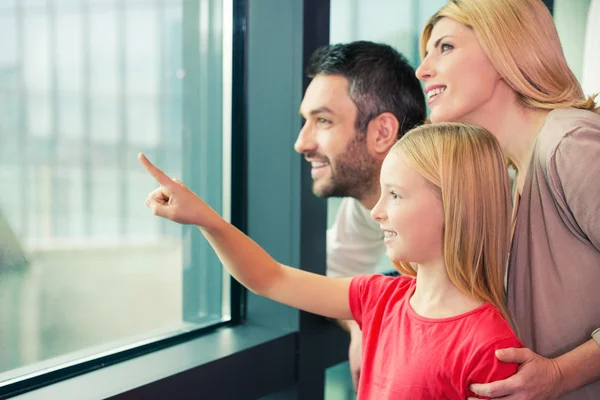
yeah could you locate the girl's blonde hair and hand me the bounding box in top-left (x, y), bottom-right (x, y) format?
top-left (420, 0), bottom-right (599, 113)
top-left (392, 123), bottom-right (512, 322)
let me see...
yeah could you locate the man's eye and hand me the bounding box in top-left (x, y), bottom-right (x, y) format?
top-left (316, 119), bottom-right (332, 128)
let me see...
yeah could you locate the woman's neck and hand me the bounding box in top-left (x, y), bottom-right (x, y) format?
top-left (462, 95), bottom-right (551, 193)
top-left (410, 262), bottom-right (484, 319)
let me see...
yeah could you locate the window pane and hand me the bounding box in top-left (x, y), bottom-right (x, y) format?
top-left (553, 0), bottom-right (591, 84)
top-left (0, 0), bottom-right (230, 383)
top-left (56, 12), bottom-right (84, 140)
top-left (0, 1), bottom-right (16, 10)
top-left (23, 0), bottom-right (47, 8)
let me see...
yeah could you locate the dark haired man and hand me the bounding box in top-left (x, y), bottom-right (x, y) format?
top-left (295, 41), bottom-right (426, 391)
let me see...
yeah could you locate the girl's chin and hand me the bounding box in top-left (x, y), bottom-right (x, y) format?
top-left (386, 249), bottom-right (405, 261)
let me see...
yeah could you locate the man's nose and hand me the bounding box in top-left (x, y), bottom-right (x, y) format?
top-left (294, 124), bottom-right (317, 154)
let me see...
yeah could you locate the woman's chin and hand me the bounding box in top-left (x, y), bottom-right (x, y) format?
top-left (429, 107), bottom-right (464, 124)
top-left (429, 111), bottom-right (448, 124)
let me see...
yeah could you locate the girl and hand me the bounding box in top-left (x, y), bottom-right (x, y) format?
top-left (417, 1), bottom-right (600, 398)
top-left (139, 123), bottom-right (522, 399)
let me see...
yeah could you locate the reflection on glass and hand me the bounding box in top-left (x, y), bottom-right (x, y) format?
top-left (0, 0), bottom-right (226, 383)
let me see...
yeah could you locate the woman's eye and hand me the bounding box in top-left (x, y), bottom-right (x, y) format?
top-left (441, 43), bottom-right (454, 53)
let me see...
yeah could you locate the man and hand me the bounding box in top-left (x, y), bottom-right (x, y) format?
top-left (295, 41), bottom-right (426, 391)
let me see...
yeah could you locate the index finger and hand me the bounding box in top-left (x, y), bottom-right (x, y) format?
top-left (138, 153), bottom-right (172, 186)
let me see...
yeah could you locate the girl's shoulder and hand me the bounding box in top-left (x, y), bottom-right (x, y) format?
top-left (450, 304), bottom-right (522, 385)
top-left (349, 274), bottom-right (415, 327)
top-left (351, 273), bottom-right (414, 297)
top-left (462, 304), bottom-right (522, 348)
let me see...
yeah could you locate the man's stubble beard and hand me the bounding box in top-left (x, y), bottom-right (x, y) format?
top-left (312, 134), bottom-right (379, 201)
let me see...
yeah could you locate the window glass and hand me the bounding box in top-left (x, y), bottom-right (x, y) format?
top-left (0, 0), bottom-right (231, 384)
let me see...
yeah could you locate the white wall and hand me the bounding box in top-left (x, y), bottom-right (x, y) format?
top-left (554, 0), bottom-right (592, 82)
top-left (330, 0), bottom-right (446, 66)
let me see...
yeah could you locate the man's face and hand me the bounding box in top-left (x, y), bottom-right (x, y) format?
top-left (295, 74), bottom-right (378, 200)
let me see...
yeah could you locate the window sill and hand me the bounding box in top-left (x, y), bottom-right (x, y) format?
top-left (11, 325), bottom-right (297, 400)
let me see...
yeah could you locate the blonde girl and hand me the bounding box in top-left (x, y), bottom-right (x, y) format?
top-left (139, 122), bottom-right (522, 399)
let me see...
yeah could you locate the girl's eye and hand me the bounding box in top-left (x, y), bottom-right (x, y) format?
top-left (390, 191), bottom-right (399, 200)
top-left (441, 43), bottom-right (454, 53)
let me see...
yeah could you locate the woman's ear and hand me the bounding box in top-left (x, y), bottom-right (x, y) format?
top-left (367, 112), bottom-right (400, 154)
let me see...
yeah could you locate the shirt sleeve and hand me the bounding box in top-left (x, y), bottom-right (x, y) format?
top-left (349, 274), bottom-right (410, 328)
top-left (348, 274), bottom-right (383, 328)
top-left (326, 197), bottom-right (388, 278)
top-left (551, 125), bottom-right (600, 250)
top-left (465, 337), bottom-right (523, 399)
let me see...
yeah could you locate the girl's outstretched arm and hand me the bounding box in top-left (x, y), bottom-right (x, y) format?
top-left (138, 153), bottom-right (353, 320)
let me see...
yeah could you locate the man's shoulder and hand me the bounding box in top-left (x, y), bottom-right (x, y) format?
top-left (326, 197), bottom-right (386, 277)
top-left (338, 197), bottom-right (377, 226)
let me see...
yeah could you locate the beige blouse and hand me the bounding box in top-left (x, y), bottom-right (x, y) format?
top-left (507, 107), bottom-right (600, 400)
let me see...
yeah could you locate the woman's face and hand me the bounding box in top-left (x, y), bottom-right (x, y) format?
top-left (416, 18), bottom-right (505, 124)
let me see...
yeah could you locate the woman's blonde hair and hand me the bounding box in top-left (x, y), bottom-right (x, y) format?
top-left (420, 0), bottom-right (599, 113)
top-left (392, 123), bottom-right (512, 322)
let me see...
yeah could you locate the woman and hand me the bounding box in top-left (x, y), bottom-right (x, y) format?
top-left (417, 1), bottom-right (600, 399)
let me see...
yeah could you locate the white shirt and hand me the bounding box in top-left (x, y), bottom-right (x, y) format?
top-left (326, 197), bottom-right (388, 278)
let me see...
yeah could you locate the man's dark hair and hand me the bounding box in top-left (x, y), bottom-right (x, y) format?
top-left (306, 41), bottom-right (426, 139)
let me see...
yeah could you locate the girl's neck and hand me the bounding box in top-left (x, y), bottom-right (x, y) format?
top-left (410, 263), bottom-right (484, 319)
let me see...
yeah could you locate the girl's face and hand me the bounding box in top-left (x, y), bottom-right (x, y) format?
top-left (416, 18), bottom-right (505, 124)
top-left (371, 151), bottom-right (444, 265)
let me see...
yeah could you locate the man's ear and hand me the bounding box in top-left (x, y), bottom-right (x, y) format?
top-left (367, 112), bottom-right (400, 154)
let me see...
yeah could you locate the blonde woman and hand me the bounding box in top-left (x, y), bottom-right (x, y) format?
top-left (138, 123), bottom-right (522, 399)
top-left (417, 0), bottom-right (600, 399)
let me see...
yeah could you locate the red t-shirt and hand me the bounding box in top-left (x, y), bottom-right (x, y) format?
top-left (349, 275), bottom-right (523, 399)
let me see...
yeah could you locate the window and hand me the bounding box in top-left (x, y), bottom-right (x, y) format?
top-left (0, 1), bottom-right (351, 398)
top-left (553, 0), bottom-right (597, 95)
top-left (0, 0), bottom-right (232, 390)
